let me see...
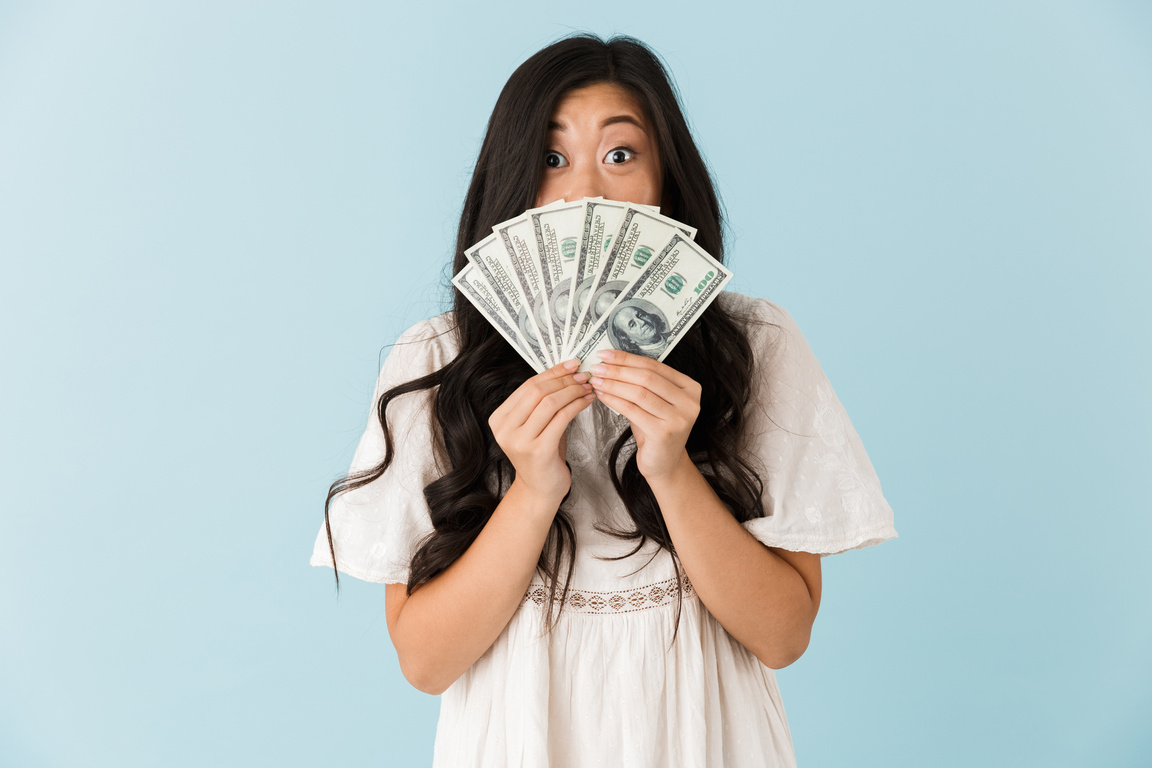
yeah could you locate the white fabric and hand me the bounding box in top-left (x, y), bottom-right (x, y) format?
top-left (311, 292), bottom-right (897, 767)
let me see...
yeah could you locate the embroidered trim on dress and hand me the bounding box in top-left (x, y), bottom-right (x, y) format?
top-left (523, 575), bottom-right (695, 615)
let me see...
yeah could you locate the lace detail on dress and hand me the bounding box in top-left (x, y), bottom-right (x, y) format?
top-left (523, 575), bottom-right (694, 615)
top-left (811, 382), bottom-right (883, 521)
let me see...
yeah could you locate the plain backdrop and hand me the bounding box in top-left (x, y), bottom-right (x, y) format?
top-left (1, 1), bottom-right (1150, 766)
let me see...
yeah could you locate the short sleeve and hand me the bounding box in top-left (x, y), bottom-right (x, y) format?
top-left (309, 313), bottom-right (458, 584)
top-left (728, 295), bottom-right (898, 555)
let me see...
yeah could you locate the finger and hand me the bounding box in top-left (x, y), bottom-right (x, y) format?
top-left (537, 392), bottom-right (595, 447)
top-left (589, 362), bottom-right (685, 406)
top-left (595, 349), bottom-right (696, 391)
top-left (590, 376), bottom-right (677, 421)
top-left (593, 389), bottom-right (660, 431)
top-left (547, 358), bottom-right (583, 377)
top-left (522, 381), bottom-right (594, 437)
top-left (498, 361), bottom-right (588, 427)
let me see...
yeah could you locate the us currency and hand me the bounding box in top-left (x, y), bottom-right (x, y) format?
top-left (565, 205), bottom-right (698, 359)
top-left (571, 232), bottom-right (732, 372)
top-left (583, 197), bottom-right (662, 216)
top-left (561, 199), bottom-right (632, 359)
top-left (464, 232), bottom-right (552, 368)
top-left (452, 263), bottom-right (546, 373)
top-left (528, 200), bottom-right (588, 355)
top-left (494, 210), bottom-right (561, 363)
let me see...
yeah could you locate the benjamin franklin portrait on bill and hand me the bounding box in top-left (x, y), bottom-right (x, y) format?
top-left (606, 298), bottom-right (671, 358)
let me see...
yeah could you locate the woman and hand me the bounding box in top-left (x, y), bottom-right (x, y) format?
top-left (312, 34), bottom-right (896, 767)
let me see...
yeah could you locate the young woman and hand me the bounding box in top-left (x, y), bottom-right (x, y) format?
top-left (312, 34), bottom-right (897, 767)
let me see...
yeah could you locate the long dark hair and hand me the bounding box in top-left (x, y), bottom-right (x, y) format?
top-left (324, 34), bottom-right (763, 630)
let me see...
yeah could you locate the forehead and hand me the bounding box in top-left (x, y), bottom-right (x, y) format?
top-left (549, 82), bottom-right (649, 128)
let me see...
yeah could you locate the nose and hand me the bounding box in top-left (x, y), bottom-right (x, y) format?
top-left (563, 161), bottom-right (603, 202)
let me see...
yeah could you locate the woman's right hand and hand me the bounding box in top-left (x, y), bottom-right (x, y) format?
top-left (488, 359), bottom-right (594, 506)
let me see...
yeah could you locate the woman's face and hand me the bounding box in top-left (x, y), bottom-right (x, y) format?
top-left (535, 82), bottom-right (663, 208)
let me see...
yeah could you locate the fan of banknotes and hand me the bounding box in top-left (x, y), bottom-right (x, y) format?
top-left (452, 198), bottom-right (734, 373)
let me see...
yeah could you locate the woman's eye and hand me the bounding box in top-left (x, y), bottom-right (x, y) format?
top-left (544, 151), bottom-right (568, 168)
top-left (604, 148), bottom-right (634, 165)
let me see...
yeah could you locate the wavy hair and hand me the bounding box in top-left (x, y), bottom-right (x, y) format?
top-left (324, 34), bottom-right (764, 631)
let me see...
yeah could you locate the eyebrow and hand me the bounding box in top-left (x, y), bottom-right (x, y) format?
top-left (548, 115), bottom-right (647, 132)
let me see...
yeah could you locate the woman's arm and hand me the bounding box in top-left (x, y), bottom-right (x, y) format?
top-left (385, 360), bottom-right (593, 695)
top-left (590, 350), bottom-right (821, 669)
top-left (644, 453), bottom-right (821, 668)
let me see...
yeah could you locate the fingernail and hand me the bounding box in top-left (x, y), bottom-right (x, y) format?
top-left (590, 364), bottom-right (607, 376)
top-left (573, 372), bottom-right (589, 383)
top-left (581, 382), bottom-right (593, 391)
top-left (584, 393), bottom-right (595, 401)
top-left (590, 377), bottom-right (604, 387)
top-left (563, 359), bottom-right (580, 371)
top-left (598, 350), bottom-right (615, 361)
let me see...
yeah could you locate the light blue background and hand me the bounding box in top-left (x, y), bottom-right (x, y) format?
top-left (2, 1), bottom-right (1149, 765)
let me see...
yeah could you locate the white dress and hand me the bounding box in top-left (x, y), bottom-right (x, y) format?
top-left (311, 292), bottom-right (897, 767)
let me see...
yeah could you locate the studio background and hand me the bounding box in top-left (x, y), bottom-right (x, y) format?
top-left (1, 1), bottom-right (1149, 766)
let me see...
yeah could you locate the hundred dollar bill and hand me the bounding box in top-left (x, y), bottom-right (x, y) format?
top-left (585, 196), bottom-right (662, 215)
top-left (452, 263), bottom-right (547, 373)
top-left (560, 200), bottom-right (671, 357)
top-left (494, 206), bottom-right (564, 363)
top-left (464, 232), bottom-right (552, 367)
top-left (528, 200), bottom-right (589, 354)
top-left (566, 205), bottom-right (697, 359)
top-left (561, 199), bottom-right (632, 359)
top-left (571, 233), bottom-right (732, 372)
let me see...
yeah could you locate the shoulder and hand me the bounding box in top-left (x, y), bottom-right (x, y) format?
top-left (375, 311), bottom-right (460, 392)
top-left (716, 291), bottom-right (794, 324)
top-left (394, 310), bottom-right (459, 348)
top-left (386, 311), bottom-right (461, 373)
top-left (714, 291), bottom-right (803, 359)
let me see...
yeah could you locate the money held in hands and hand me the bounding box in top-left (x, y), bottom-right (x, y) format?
top-left (453, 199), bottom-right (733, 372)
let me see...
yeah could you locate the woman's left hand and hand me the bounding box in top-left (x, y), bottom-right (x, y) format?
top-left (589, 349), bottom-right (701, 481)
